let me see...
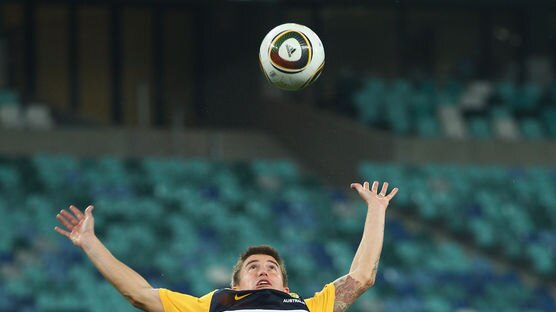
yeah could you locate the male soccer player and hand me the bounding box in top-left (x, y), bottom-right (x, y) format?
top-left (55, 181), bottom-right (398, 312)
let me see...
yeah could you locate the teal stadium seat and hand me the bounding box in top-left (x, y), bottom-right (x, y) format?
top-left (467, 116), bottom-right (492, 139)
top-left (0, 163), bottom-right (21, 197)
top-left (390, 78), bottom-right (412, 96)
top-left (526, 242), bottom-right (554, 275)
top-left (490, 106), bottom-right (520, 139)
top-left (384, 93), bottom-right (412, 135)
top-left (497, 81), bottom-right (518, 108)
top-left (520, 117), bottom-right (545, 140)
top-left (517, 82), bottom-right (542, 113)
top-left (411, 91), bottom-right (436, 121)
top-left (542, 106), bottom-right (556, 138)
top-left (352, 85), bottom-right (382, 125)
top-left (416, 115), bottom-right (440, 138)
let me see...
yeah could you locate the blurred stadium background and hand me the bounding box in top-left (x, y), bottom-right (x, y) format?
top-left (1, 0), bottom-right (556, 311)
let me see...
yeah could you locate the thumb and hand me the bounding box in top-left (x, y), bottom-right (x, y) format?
top-left (350, 183), bottom-right (364, 192)
top-left (85, 205), bottom-right (94, 216)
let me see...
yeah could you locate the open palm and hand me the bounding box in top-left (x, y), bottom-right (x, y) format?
top-left (55, 205), bottom-right (95, 247)
top-left (350, 181), bottom-right (398, 210)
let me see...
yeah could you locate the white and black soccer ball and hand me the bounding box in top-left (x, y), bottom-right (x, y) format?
top-left (259, 23), bottom-right (325, 91)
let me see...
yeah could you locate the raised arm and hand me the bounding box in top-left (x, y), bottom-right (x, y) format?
top-left (332, 181), bottom-right (398, 312)
top-left (55, 205), bottom-right (163, 312)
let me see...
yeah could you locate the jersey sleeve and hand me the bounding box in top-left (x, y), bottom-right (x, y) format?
top-left (158, 288), bottom-right (216, 312)
top-left (304, 283), bottom-right (335, 312)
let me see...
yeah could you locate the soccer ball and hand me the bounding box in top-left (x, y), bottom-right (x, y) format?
top-left (259, 23), bottom-right (325, 91)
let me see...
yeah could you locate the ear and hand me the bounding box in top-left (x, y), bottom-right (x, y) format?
top-left (283, 287), bottom-right (290, 293)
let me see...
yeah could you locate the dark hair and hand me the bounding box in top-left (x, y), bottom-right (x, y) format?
top-left (231, 245), bottom-right (288, 287)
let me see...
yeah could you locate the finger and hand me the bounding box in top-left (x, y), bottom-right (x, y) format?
top-left (363, 181), bottom-right (370, 190)
top-left (54, 226), bottom-right (71, 238)
top-left (386, 187), bottom-right (399, 200)
top-left (85, 205), bottom-right (94, 216)
top-left (379, 182), bottom-right (389, 196)
top-left (56, 212), bottom-right (74, 230)
top-left (60, 209), bottom-right (79, 226)
top-left (69, 205), bottom-right (84, 220)
top-left (371, 181), bottom-right (379, 193)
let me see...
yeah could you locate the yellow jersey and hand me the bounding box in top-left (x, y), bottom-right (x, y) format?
top-left (159, 283), bottom-right (335, 312)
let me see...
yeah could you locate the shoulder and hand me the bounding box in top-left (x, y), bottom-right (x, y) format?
top-left (304, 283), bottom-right (335, 312)
top-left (158, 288), bottom-right (218, 311)
top-left (332, 274), bottom-right (372, 312)
top-left (159, 288), bottom-right (219, 299)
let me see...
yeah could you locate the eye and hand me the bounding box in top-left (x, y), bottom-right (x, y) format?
top-left (248, 264), bottom-right (257, 270)
top-left (268, 264), bottom-right (277, 271)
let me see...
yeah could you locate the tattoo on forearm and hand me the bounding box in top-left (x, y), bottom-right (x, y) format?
top-left (333, 275), bottom-right (366, 312)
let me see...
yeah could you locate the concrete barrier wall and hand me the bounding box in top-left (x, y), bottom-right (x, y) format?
top-left (261, 102), bottom-right (556, 185)
top-left (0, 127), bottom-right (293, 160)
top-left (1, 103), bottom-right (554, 186)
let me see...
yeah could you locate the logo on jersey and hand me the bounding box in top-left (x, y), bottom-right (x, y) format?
top-left (235, 293), bottom-right (252, 300)
top-left (283, 298), bottom-right (306, 305)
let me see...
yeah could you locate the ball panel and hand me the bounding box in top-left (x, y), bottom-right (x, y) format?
top-left (258, 54), bottom-right (272, 82)
top-left (269, 30), bottom-right (312, 73)
top-left (301, 60), bottom-right (325, 89)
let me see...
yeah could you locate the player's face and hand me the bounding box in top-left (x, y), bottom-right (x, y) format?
top-left (234, 254), bottom-right (289, 293)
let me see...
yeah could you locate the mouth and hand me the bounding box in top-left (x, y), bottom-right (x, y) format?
top-left (256, 279), bottom-right (272, 288)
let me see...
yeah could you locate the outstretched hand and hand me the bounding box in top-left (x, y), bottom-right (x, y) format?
top-left (54, 205), bottom-right (96, 248)
top-left (350, 181), bottom-right (398, 211)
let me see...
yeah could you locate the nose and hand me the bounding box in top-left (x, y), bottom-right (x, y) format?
top-left (258, 270), bottom-right (269, 277)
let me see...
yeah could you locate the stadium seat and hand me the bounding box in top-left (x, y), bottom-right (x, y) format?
top-left (542, 106), bottom-right (556, 138)
top-left (526, 242), bottom-right (554, 275)
top-left (467, 116), bottom-right (492, 139)
top-left (438, 105), bottom-right (467, 138)
top-left (416, 115), bottom-right (441, 138)
top-left (352, 88), bottom-right (382, 125)
top-left (490, 106), bottom-right (520, 140)
top-left (520, 117), bottom-right (545, 140)
top-left (0, 89), bottom-right (20, 105)
top-left (516, 82), bottom-right (542, 113)
top-left (384, 96), bottom-right (412, 135)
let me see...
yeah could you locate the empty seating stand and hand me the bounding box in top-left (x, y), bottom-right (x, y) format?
top-left (0, 155), bottom-right (554, 311)
top-left (349, 77), bottom-right (556, 140)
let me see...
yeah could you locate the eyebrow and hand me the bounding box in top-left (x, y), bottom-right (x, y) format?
top-left (244, 259), bottom-right (280, 268)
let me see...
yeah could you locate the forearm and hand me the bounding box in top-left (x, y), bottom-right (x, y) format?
top-left (334, 181), bottom-right (396, 312)
top-left (81, 235), bottom-right (155, 306)
top-left (348, 205), bottom-right (387, 285)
